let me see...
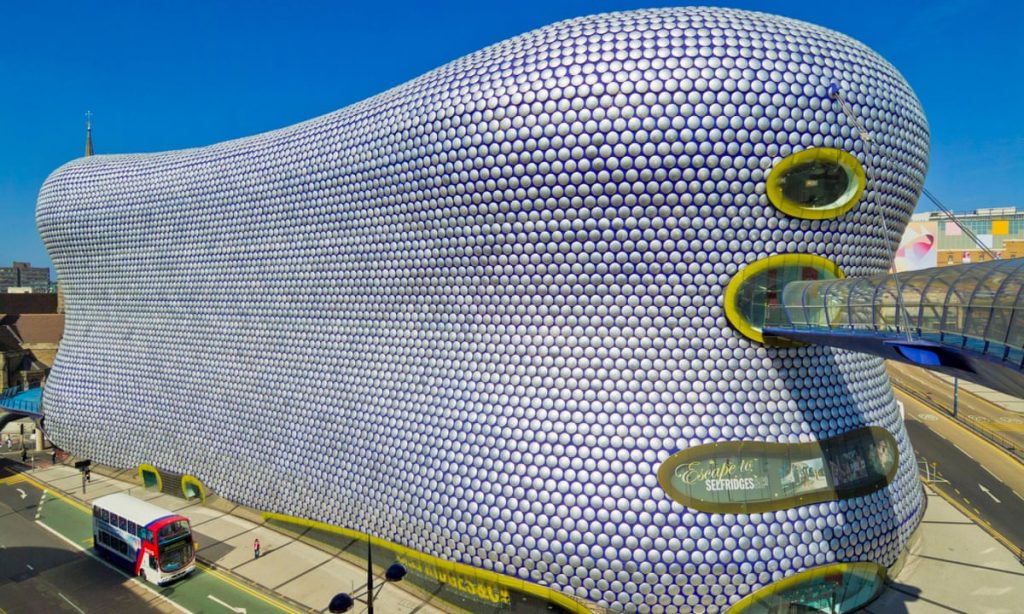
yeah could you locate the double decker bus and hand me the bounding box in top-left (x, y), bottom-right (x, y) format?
top-left (92, 493), bottom-right (196, 584)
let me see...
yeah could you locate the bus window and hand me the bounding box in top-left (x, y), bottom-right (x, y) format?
top-left (93, 505), bottom-right (99, 517)
top-left (101, 509), bottom-right (109, 522)
top-left (110, 513), bottom-right (119, 526)
top-left (159, 521), bottom-right (190, 542)
top-left (119, 517), bottom-right (127, 531)
top-left (128, 521), bottom-right (136, 535)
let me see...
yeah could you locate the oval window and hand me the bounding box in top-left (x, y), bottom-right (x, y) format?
top-left (724, 253), bottom-right (844, 344)
top-left (657, 426), bottom-right (899, 514)
top-left (730, 562), bottom-right (886, 613)
top-left (766, 148), bottom-right (866, 219)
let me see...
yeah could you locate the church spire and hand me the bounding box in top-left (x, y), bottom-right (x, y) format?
top-left (85, 111), bottom-right (94, 157)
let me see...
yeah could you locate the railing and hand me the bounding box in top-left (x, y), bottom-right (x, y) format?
top-left (764, 302), bottom-right (1024, 371)
top-left (894, 380), bottom-right (1024, 463)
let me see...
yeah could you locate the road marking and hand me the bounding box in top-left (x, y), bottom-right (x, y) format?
top-left (13, 473), bottom-right (90, 513)
top-left (208, 595), bottom-right (248, 613)
top-left (198, 563), bottom-right (301, 613)
top-left (917, 413), bottom-right (938, 421)
top-left (952, 444), bottom-right (974, 460)
top-left (926, 484), bottom-right (1021, 559)
top-left (979, 484), bottom-right (1002, 503)
top-left (16, 488), bottom-right (26, 499)
top-left (25, 564), bottom-right (33, 571)
top-left (58, 593), bottom-right (85, 614)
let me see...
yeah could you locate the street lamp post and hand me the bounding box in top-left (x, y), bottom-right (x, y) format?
top-left (328, 532), bottom-right (406, 614)
top-left (953, 376), bottom-right (959, 418)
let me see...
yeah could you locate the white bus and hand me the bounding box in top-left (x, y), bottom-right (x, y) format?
top-left (92, 493), bottom-right (196, 584)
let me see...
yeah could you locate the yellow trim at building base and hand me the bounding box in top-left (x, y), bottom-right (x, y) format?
top-left (729, 561), bottom-right (886, 613)
top-left (261, 511), bottom-right (592, 613)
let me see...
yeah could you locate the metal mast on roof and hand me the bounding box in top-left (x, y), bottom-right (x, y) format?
top-left (85, 111), bottom-right (94, 157)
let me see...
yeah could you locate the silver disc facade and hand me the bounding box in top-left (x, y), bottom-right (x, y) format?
top-left (38, 8), bottom-right (928, 612)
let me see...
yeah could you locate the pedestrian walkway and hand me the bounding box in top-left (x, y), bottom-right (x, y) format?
top-left (22, 461), bottom-right (451, 614)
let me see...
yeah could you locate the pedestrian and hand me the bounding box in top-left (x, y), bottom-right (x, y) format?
top-left (21, 448), bottom-right (27, 463)
top-left (51, 449), bottom-right (58, 465)
top-left (4, 434), bottom-right (10, 450)
top-left (253, 538), bottom-right (261, 559)
top-left (85, 468), bottom-right (91, 482)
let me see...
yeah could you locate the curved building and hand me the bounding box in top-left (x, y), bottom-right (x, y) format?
top-left (38, 8), bottom-right (929, 612)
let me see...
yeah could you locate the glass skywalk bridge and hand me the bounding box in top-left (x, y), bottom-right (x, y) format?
top-left (762, 258), bottom-right (1024, 399)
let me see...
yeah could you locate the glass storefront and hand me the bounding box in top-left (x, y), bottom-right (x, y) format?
top-left (730, 562), bottom-right (887, 613)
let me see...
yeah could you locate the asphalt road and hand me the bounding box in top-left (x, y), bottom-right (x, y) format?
top-left (0, 459), bottom-right (165, 614)
top-left (894, 384), bottom-right (1024, 555)
top-left (0, 457), bottom-right (304, 614)
top-left (889, 362), bottom-right (1024, 458)
top-left (904, 413), bottom-right (1024, 550)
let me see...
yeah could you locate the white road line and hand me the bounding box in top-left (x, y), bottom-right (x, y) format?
top-left (979, 484), bottom-right (1002, 504)
top-left (26, 564), bottom-right (34, 571)
top-left (953, 444), bottom-right (975, 460)
top-left (58, 592), bottom-right (86, 614)
top-left (33, 521), bottom-right (192, 614)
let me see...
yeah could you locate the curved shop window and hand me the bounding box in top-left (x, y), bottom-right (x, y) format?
top-left (725, 253), bottom-right (844, 344)
top-left (657, 426), bottom-right (899, 514)
top-left (731, 562), bottom-right (886, 614)
top-left (767, 147), bottom-right (866, 219)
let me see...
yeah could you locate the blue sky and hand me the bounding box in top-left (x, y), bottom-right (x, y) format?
top-left (1, 0), bottom-right (1021, 271)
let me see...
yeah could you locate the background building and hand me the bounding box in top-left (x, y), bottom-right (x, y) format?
top-left (0, 294), bottom-right (62, 389)
top-left (896, 207), bottom-right (1024, 271)
top-left (0, 261), bottom-right (51, 293)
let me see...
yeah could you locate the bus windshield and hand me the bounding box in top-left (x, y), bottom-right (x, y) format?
top-left (158, 520), bottom-right (191, 543)
top-left (159, 535), bottom-right (194, 572)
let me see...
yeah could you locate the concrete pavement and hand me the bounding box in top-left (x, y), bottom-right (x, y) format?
top-left (869, 487), bottom-right (1024, 614)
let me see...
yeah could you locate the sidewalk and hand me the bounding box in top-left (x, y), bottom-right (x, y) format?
top-left (931, 372), bottom-right (1024, 415)
top-left (20, 459), bottom-right (450, 614)
top-left (870, 486), bottom-right (1024, 613)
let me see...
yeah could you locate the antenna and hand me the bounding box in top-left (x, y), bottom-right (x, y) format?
top-left (85, 111), bottom-right (94, 157)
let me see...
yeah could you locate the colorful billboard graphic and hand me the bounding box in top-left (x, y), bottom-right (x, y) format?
top-left (895, 222), bottom-right (938, 271)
